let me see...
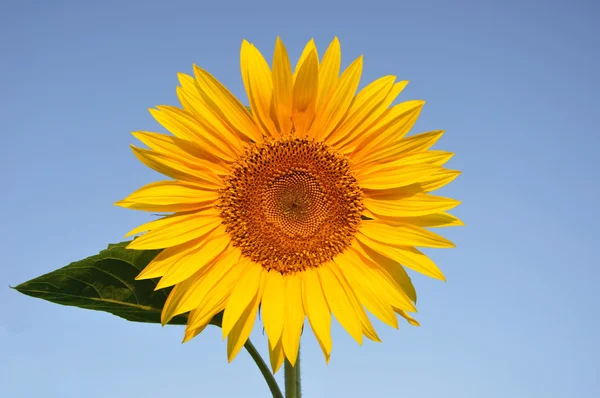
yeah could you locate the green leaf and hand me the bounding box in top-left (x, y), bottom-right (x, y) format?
top-left (13, 242), bottom-right (222, 327)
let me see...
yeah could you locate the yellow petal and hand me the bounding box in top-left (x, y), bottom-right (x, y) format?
top-left (186, 258), bottom-right (250, 331)
top-left (362, 184), bottom-right (423, 201)
top-left (126, 210), bottom-right (221, 250)
top-left (150, 106), bottom-right (242, 161)
top-left (161, 264), bottom-right (213, 325)
top-left (135, 235), bottom-right (207, 280)
top-left (363, 193), bottom-right (461, 218)
top-left (176, 82), bottom-right (246, 155)
top-left (125, 213), bottom-right (185, 238)
top-left (363, 151), bottom-right (454, 176)
top-left (386, 212), bottom-right (464, 228)
top-left (148, 106), bottom-right (198, 142)
top-left (420, 169), bottom-right (461, 192)
top-left (325, 75), bottom-right (396, 145)
top-left (173, 79), bottom-right (248, 153)
top-left (302, 268), bottom-right (332, 362)
top-left (334, 80), bottom-right (409, 150)
top-left (240, 40), bottom-right (278, 137)
top-left (360, 220), bottom-right (456, 249)
top-left (269, 338), bottom-right (286, 373)
top-left (183, 290), bottom-right (230, 341)
top-left (116, 180), bottom-right (219, 212)
top-left (282, 275), bottom-right (305, 366)
top-left (397, 309), bottom-right (420, 326)
top-left (190, 297), bottom-right (229, 337)
top-left (222, 262), bottom-right (263, 337)
top-left (227, 270), bottom-right (265, 362)
top-left (292, 49), bottom-right (319, 136)
top-left (132, 131), bottom-right (230, 175)
top-left (358, 164), bottom-right (440, 190)
top-left (361, 130), bottom-right (444, 166)
top-left (328, 262), bottom-right (380, 342)
top-left (351, 100), bottom-right (424, 164)
top-left (182, 322), bottom-right (209, 343)
top-left (345, 245), bottom-right (416, 310)
top-left (362, 324), bottom-right (381, 342)
top-left (316, 37), bottom-right (341, 108)
top-left (311, 56), bottom-right (363, 141)
top-left (356, 233), bottom-right (446, 281)
top-left (155, 227), bottom-right (230, 289)
top-left (293, 39), bottom-right (318, 79)
top-left (192, 66), bottom-right (263, 143)
top-left (334, 253), bottom-right (398, 328)
top-left (352, 240), bottom-right (417, 303)
top-left (176, 72), bottom-right (202, 111)
top-left (130, 145), bottom-right (222, 187)
top-left (318, 264), bottom-right (363, 345)
top-left (161, 248), bottom-right (241, 324)
top-left (272, 37), bottom-right (293, 136)
top-left (261, 270), bottom-right (286, 348)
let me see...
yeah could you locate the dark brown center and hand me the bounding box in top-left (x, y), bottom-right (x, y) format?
top-left (218, 138), bottom-right (363, 274)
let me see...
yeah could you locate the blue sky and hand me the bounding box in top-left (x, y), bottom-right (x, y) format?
top-left (1, 0), bottom-right (598, 397)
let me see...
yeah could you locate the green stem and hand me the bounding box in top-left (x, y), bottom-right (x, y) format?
top-left (284, 349), bottom-right (301, 398)
top-left (244, 339), bottom-right (284, 398)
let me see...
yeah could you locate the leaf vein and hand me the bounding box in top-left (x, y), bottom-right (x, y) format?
top-left (83, 263), bottom-right (141, 305)
top-left (63, 275), bottom-right (102, 298)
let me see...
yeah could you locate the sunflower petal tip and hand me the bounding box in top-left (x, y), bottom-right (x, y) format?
top-left (181, 331), bottom-right (196, 343)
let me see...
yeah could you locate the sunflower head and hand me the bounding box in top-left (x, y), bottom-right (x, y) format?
top-left (117, 37), bottom-right (461, 372)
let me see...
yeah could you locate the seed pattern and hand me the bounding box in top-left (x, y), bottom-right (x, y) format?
top-left (218, 138), bottom-right (363, 274)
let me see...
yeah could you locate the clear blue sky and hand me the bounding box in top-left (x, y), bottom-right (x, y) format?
top-left (1, 0), bottom-right (598, 397)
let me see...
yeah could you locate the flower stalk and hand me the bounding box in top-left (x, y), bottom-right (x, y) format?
top-left (244, 339), bottom-right (283, 398)
top-left (284, 349), bottom-right (301, 398)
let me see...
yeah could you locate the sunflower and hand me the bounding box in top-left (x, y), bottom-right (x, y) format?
top-left (116, 37), bottom-right (461, 372)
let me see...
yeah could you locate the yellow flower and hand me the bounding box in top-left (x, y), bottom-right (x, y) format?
top-left (117, 37), bottom-right (461, 372)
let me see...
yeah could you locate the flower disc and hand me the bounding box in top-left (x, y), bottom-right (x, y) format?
top-left (218, 138), bottom-right (363, 274)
